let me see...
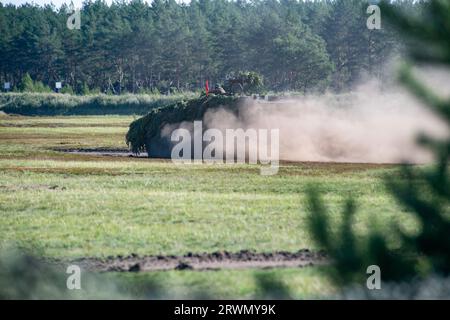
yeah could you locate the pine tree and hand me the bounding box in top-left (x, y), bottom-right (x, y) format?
top-left (0, 0), bottom-right (415, 93)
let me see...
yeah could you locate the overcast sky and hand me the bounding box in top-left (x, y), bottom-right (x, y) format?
top-left (0, 0), bottom-right (162, 8)
top-left (0, 0), bottom-right (381, 8)
top-left (2, 0), bottom-right (89, 7)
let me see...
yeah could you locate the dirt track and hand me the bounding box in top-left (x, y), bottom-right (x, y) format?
top-left (70, 249), bottom-right (327, 272)
top-left (57, 148), bottom-right (148, 158)
top-left (56, 148), bottom-right (402, 167)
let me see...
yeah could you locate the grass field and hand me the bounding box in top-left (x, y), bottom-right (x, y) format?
top-left (0, 114), bottom-right (419, 298)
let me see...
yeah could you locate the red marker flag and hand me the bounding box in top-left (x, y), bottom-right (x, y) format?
top-left (205, 80), bottom-right (209, 96)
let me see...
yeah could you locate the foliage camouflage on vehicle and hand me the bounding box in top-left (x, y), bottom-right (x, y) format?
top-left (126, 95), bottom-right (241, 155)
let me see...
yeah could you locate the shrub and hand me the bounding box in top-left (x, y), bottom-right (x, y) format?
top-left (18, 73), bottom-right (34, 92)
top-left (0, 248), bottom-right (130, 299)
top-left (80, 82), bottom-right (90, 95)
top-left (60, 85), bottom-right (74, 95)
top-left (0, 92), bottom-right (197, 116)
top-left (17, 73), bottom-right (52, 93)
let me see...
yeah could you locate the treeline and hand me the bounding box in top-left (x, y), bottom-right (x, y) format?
top-left (0, 0), bottom-right (419, 94)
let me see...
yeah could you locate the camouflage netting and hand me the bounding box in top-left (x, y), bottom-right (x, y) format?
top-left (126, 95), bottom-right (243, 155)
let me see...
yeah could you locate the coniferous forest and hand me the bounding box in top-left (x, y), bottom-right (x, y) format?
top-left (0, 0), bottom-right (420, 94)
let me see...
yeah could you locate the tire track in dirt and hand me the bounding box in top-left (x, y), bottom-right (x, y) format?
top-left (70, 249), bottom-right (328, 272)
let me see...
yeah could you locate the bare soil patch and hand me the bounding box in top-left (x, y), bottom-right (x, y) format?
top-left (56, 148), bottom-right (148, 158)
top-left (69, 249), bottom-right (328, 272)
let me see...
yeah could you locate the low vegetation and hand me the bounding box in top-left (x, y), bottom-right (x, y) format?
top-left (0, 92), bottom-right (196, 116)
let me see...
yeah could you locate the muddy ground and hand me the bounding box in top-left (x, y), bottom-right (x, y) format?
top-left (56, 148), bottom-right (401, 168)
top-left (56, 148), bottom-right (148, 157)
top-left (67, 249), bottom-right (327, 272)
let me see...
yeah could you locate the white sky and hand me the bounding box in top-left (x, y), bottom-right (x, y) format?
top-left (1, 0), bottom-right (375, 8)
top-left (0, 0), bottom-right (162, 8)
top-left (2, 0), bottom-right (90, 7)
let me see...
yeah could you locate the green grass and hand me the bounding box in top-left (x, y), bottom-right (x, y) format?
top-left (0, 248), bottom-right (336, 299)
top-left (112, 267), bottom-right (336, 299)
top-left (0, 114), bottom-right (419, 298)
top-left (0, 158), bottom-right (412, 258)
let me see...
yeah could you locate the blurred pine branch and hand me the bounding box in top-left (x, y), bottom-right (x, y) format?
top-left (307, 0), bottom-right (450, 288)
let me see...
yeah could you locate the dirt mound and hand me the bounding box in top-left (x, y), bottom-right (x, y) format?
top-left (70, 249), bottom-right (327, 272)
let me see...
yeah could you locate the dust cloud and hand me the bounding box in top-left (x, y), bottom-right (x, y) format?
top-left (202, 78), bottom-right (449, 164)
